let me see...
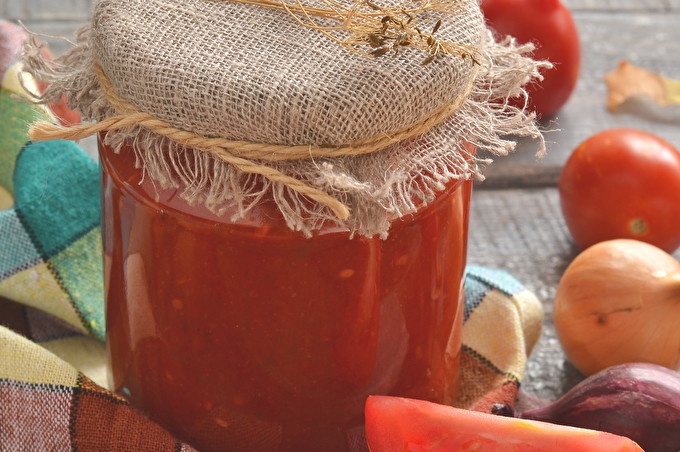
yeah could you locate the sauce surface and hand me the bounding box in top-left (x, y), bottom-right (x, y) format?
top-left (101, 142), bottom-right (471, 451)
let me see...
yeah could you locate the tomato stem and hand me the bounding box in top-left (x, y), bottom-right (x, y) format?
top-left (628, 218), bottom-right (648, 236)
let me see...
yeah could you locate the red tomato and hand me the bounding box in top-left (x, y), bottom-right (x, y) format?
top-left (559, 128), bottom-right (680, 254)
top-left (480, 0), bottom-right (581, 117)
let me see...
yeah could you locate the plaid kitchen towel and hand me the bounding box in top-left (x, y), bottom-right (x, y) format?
top-left (459, 265), bottom-right (543, 412)
top-left (0, 19), bottom-right (543, 451)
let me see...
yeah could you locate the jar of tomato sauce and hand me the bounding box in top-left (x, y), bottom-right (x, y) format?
top-left (100, 138), bottom-right (472, 451)
top-left (21, 0), bottom-right (545, 448)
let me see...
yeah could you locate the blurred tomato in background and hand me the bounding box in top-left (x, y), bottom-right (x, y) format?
top-left (481, 0), bottom-right (581, 118)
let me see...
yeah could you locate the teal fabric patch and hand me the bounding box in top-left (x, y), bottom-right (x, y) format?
top-left (463, 265), bottom-right (526, 322)
top-left (13, 140), bottom-right (101, 258)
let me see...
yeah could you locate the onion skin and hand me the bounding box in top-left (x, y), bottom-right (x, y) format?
top-left (520, 363), bottom-right (680, 452)
top-left (554, 239), bottom-right (680, 376)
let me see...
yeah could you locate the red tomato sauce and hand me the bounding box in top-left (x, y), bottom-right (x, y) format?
top-left (100, 140), bottom-right (471, 451)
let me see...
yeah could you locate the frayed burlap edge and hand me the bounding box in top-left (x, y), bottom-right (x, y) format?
top-left (22, 26), bottom-right (547, 238)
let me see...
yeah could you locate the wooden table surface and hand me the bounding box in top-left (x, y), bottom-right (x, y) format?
top-left (3, 0), bottom-right (680, 402)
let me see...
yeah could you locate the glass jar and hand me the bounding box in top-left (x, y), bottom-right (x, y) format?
top-left (100, 138), bottom-right (472, 451)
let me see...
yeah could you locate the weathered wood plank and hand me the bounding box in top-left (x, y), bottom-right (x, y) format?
top-left (0, 0), bottom-right (93, 21)
top-left (469, 185), bottom-right (680, 399)
top-left (468, 187), bottom-right (582, 399)
top-left (3, 19), bottom-right (87, 56)
top-left (1, 0), bottom-right (93, 54)
top-left (4, 0), bottom-right (678, 17)
top-left (564, 0), bottom-right (677, 11)
top-left (479, 10), bottom-right (680, 188)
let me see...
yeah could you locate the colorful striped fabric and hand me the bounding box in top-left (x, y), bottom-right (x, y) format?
top-left (1, 139), bottom-right (104, 339)
top-left (459, 265), bottom-right (544, 411)
top-left (0, 18), bottom-right (544, 451)
top-left (1, 326), bottom-right (199, 451)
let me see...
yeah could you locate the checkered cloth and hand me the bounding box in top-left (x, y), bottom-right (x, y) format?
top-left (0, 19), bottom-right (543, 451)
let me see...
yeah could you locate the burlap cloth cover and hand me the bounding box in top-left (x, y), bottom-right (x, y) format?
top-left (23, 0), bottom-right (546, 237)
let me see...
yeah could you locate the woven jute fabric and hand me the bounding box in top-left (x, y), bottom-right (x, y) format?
top-left (23, 0), bottom-right (547, 237)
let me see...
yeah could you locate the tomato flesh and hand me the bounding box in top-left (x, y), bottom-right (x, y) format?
top-left (364, 395), bottom-right (644, 451)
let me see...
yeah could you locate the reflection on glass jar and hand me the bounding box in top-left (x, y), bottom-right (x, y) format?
top-left (100, 138), bottom-right (472, 451)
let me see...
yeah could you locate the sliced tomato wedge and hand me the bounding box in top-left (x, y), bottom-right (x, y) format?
top-left (365, 396), bottom-right (643, 451)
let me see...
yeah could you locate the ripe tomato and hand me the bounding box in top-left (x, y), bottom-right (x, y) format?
top-left (480, 0), bottom-right (581, 117)
top-left (559, 128), bottom-right (680, 254)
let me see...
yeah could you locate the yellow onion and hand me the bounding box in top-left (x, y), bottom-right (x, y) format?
top-left (554, 239), bottom-right (680, 376)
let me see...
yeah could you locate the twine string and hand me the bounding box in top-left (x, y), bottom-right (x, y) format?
top-left (29, 59), bottom-right (477, 220)
top-left (221, 0), bottom-right (481, 65)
